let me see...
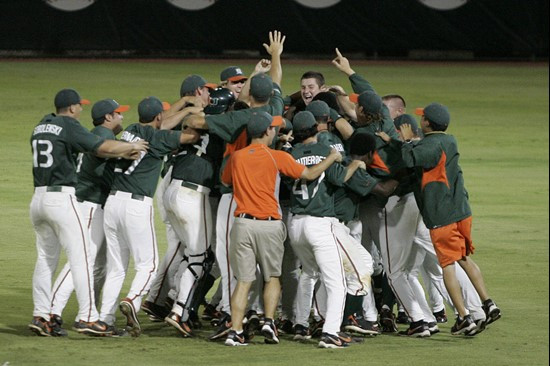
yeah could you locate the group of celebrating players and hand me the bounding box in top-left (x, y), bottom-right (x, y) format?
top-left (29, 31), bottom-right (501, 348)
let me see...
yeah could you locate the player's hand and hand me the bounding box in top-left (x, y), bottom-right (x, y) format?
top-left (182, 126), bottom-right (201, 143)
top-left (263, 30), bottom-right (286, 57)
top-left (125, 140), bottom-right (149, 160)
top-left (399, 124), bottom-right (414, 141)
top-left (332, 48), bottom-right (354, 76)
top-left (354, 160), bottom-right (367, 170)
top-left (329, 148), bottom-right (343, 163)
top-left (279, 129), bottom-right (294, 144)
top-left (184, 106), bottom-right (205, 116)
top-left (254, 59), bottom-right (272, 74)
top-left (375, 131), bottom-right (391, 143)
top-left (181, 96), bottom-right (203, 108)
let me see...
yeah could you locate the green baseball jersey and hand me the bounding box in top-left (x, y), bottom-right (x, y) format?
top-left (75, 126), bottom-right (116, 205)
top-left (317, 130), bottom-right (345, 155)
top-left (289, 142), bottom-right (347, 217)
top-left (31, 114), bottom-right (104, 187)
top-left (334, 161), bottom-right (380, 222)
top-left (111, 123), bottom-right (181, 198)
top-left (205, 84), bottom-right (284, 143)
top-left (401, 132), bottom-right (472, 229)
top-left (171, 132), bottom-right (225, 189)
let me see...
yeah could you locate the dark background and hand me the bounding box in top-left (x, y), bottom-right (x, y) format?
top-left (0, 0), bottom-right (548, 60)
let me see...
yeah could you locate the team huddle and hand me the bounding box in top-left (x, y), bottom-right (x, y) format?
top-left (28, 31), bottom-right (501, 348)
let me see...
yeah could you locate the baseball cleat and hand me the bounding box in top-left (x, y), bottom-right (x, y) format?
top-left (380, 308), bottom-right (398, 333)
top-left (398, 321), bottom-right (431, 338)
top-left (433, 309), bottom-right (448, 323)
top-left (141, 300), bottom-right (170, 322)
top-left (275, 318), bottom-right (294, 335)
top-left (225, 330), bottom-right (248, 346)
top-left (209, 314), bottom-right (232, 341)
top-left (119, 298), bottom-right (141, 337)
top-left (343, 314), bottom-right (380, 336)
top-left (451, 314), bottom-right (477, 336)
top-left (472, 318), bottom-right (486, 335)
top-left (482, 299), bottom-right (501, 326)
top-left (318, 332), bottom-right (350, 349)
top-left (309, 319), bottom-right (325, 338)
top-left (243, 310), bottom-right (260, 340)
top-left (396, 311), bottom-right (410, 324)
top-left (49, 314), bottom-right (68, 337)
top-left (201, 303), bottom-right (221, 322)
top-left (261, 318), bottom-right (279, 344)
top-left (72, 319), bottom-right (113, 336)
top-left (293, 323), bottom-right (311, 341)
top-left (426, 322), bottom-right (440, 335)
top-left (28, 316), bottom-right (53, 337)
top-left (165, 312), bottom-right (193, 337)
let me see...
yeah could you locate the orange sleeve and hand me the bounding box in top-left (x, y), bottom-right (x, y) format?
top-left (274, 150), bottom-right (306, 179)
top-left (221, 155), bottom-right (233, 185)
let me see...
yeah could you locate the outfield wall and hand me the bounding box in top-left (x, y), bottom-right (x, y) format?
top-left (1, 0), bottom-right (548, 60)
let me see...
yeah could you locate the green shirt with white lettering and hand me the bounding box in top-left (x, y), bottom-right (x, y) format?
top-left (112, 123), bottom-right (181, 198)
top-left (31, 113), bottom-right (104, 187)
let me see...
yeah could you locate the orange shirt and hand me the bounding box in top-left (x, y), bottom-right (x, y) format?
top-left (222, 143), bottom-right (305, 219)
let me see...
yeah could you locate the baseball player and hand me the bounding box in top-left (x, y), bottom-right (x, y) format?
top-left (400, 102), bottom-right (501, 335)
top-left (99, 96), bottom-right (200, 337)
top-left (48, 98), bottom-right (129, 334)
top-left (220, 66), bottom-right (248, 99)
top-left (29, 88), bottom-right (147, 337)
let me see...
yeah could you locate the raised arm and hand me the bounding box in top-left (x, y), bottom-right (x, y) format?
top-left (238, 58), bottom-right (271, 103)
top-left (263, 30), bottom-right (285, 86)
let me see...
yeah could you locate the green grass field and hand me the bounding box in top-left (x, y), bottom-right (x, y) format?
top-left (0, 59), bottom-right (548, 366)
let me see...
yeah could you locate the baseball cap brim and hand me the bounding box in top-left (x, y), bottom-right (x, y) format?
top-left (114, 105), bottom-right (130, 113)
top-left (349, 93), bottom-right (359, 103)
top-left (162, 102), bottom-right (171, 110)
top-left (271, 115), bottom-right (284, 127)
top-left (227, 76), bottom-right (248, 82)
top-left (80, 99), bottom-right (91, 105)
top-left (415, 107), bottom-right (424, 116)
top-left (205, 83), bottom-right (218, 89)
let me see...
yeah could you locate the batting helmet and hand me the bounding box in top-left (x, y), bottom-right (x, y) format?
top-left (204, 87), bottom-right (235, 115)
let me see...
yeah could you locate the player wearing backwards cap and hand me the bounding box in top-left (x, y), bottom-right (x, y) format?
top-left (220, 66), bottom-right (248, 99)
top-left (287, 111), bottom-right (366, 348)
top-left (162, 74), bottom-right (229, 337)
top-left (29, 89), bottom-right (148, 337)
top-left (48, 98), bottom-right (129, 336)
top-left (184, 31), bottom-right (286, 341)
top-left (99, 96), bottom-right (200, 337)
top-left (221, 111), bottom-right (341, 346)
top-left (399, 103), bottom-right (501, 335)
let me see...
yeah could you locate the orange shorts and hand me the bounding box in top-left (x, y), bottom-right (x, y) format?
top-left (429, 216), bottom-right (475, 268)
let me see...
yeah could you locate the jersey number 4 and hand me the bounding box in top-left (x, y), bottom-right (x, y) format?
top-left (292, 172), bottom-right (325, 200)
top-left (32, 140), bottom-right (54, 168)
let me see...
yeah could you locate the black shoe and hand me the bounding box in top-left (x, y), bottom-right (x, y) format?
top-left (49, 314), bottom-right (68, 337)
top-left (275, 318), bottom-right (294, 334)
top-left (119, 298), bottom-right (141, 337)
top-left (433, 309), bottom-right (448, 323)
top-left (426, 322), bottom-right (440, 335)
top-left (28, 316), bottom-right (52, 337)
top-left (482, 299), bottom-right (501, 325)
top-left (225, 330), bottom-right (248, 346)
top-left (343, 314), bottom-right (380, 336)
top-left (398, 321), bottom-right (431, 337)
top-left (72, 319), bottom-right (113, 336)
top-left (473, 317), bottom-right (486, 335)
top-left (318, 332), bottom-right (350, 349)
top-left (309, 319), bottom-right (325, 338)
top-left (243, 310), bottom-right (260, 340)
top-left (451, 314), bottom-right (477, 336)
top-left (201, 303), bottom-right (221, 322)
top-left (380, 308), bottom-right (398, 333)
top-left (293, 323), bottom-right (311, 340)
top-left (165, 311), bottom-right (193, 337)
top-left (209, 313), bottom-right (232, 341)
top-left (188, 310), bottom-right (202, 329)
top-left (396, 311), bottom-right (409, 324)
top-left (141, 300), bottom-right (170, 322)
top-left (261, 318), bottom-right (279, 344)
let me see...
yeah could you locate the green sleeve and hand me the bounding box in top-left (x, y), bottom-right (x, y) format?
top-left (329, 108), bottom-right (341, 121)
top-left (345, 168), bottom-right (380, 197)
top-left (401, 139), bottom-right (442, 169)
top-left (269, 83), bottom-right (285, 116)
top-left (206, 110), bottom-right (249, 143)
top-left (67, 119), bottom-right (104, 153)
top-left (324, 162), bottom-right (347, 187)
top-left (349, 73), bottom-right (376, 94)
top-left (151, 129), bottom-right (182, 157)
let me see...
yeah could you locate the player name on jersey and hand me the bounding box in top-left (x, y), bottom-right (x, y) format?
top-left (33, 124), bottom-right (63, 136)
top-left (120, 131), bottom-right (142, 143)
top-left (295, 155), bottom-right (325, 165)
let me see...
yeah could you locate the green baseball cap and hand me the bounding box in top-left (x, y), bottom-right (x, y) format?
top-left (306, 100), bottom-right (330, 119)
top-left (180, 74), bottom-right (217, 97)
top-left (220, 66), bottom-right (247, 82)
top-left (250, 73), bottom-right (273, 100)
top-left (91, 99), bottom-right (130, 120)
top-left (415, 102), bottom-right (450, 127)
top-left (394, 114), bottom-right (420, 135)
top-left (350, 91), bottom-right (383, 114)
top-left (246, 111), bottom-right (283, 136)
top-left (54, 88), bottom-right (90, 109)
top-left (138, 96), bottom-right (170, 122)
top-left (293, 111), bottom-right (317, 131)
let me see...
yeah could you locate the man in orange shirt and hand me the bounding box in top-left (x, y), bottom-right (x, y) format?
top-left (221, 111), bottom-right (341, 346)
